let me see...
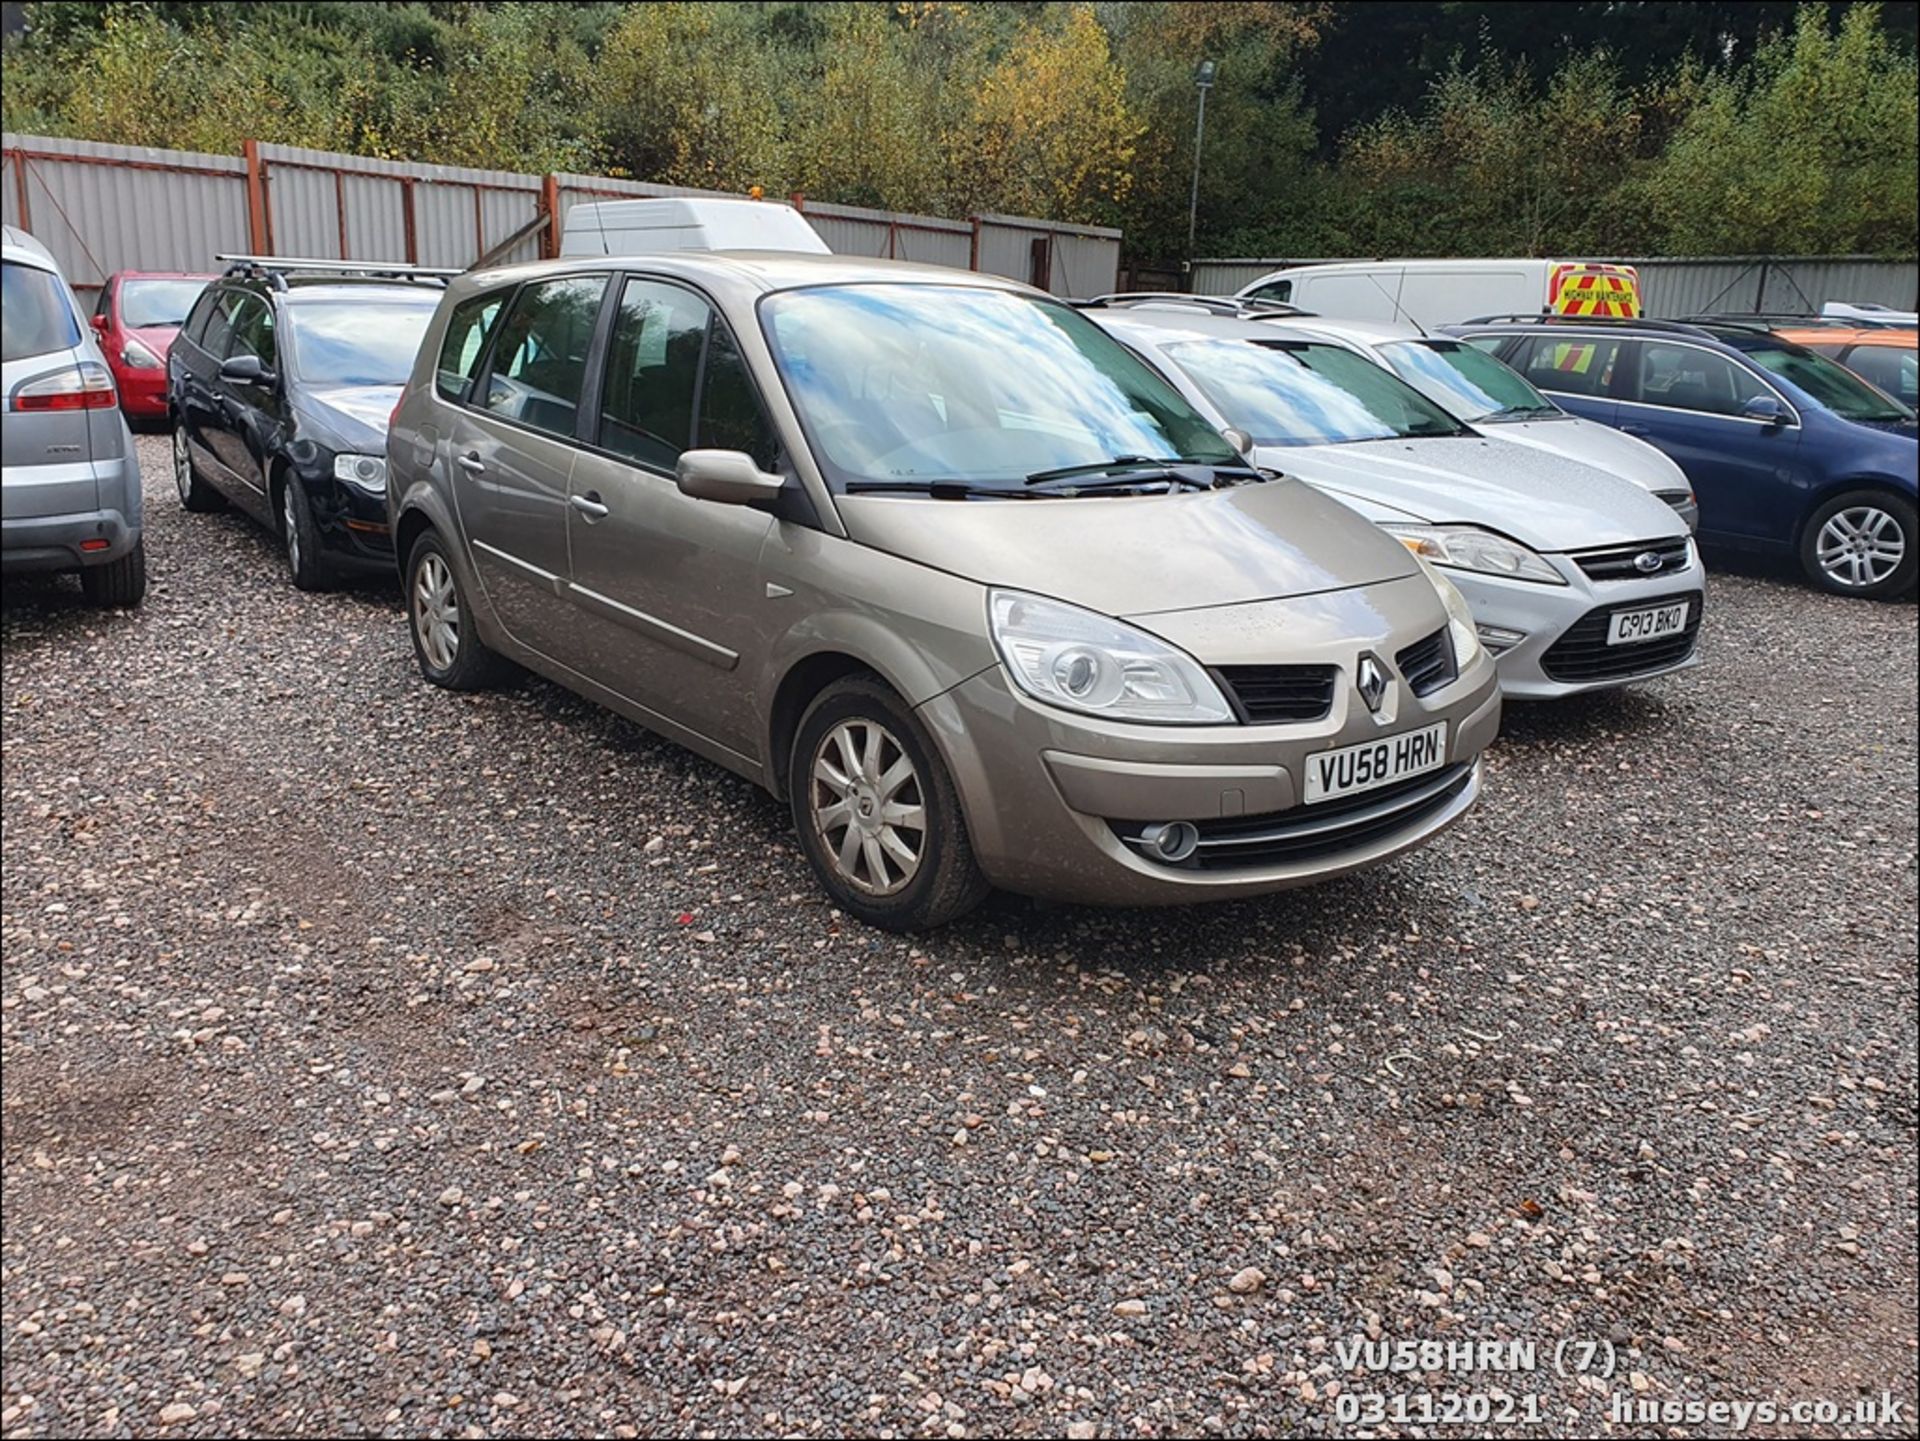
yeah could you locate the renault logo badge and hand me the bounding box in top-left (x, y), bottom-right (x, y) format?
top-left (1357, 655), bottom-right (1389, 714)
top-left (1634, 550), bottom-right (1664, 574)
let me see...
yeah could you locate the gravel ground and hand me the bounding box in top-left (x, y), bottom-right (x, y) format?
top-left (3, 431), bottom-right (1916, 1439)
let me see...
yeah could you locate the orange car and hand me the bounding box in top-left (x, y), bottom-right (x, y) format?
top-left (1770, 325), bottom-right (1917, 409)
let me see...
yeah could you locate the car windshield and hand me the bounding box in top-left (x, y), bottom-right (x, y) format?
top-left (285, 300), bottom-right (439, 386)
top-left (1163, 339), bottom-right (1471, 446)
top-left (760, 284), bottom-right (1236, 491)
top-left (1378, 338), bottom-right (1558, 422)
top-left (120, 278), bottom-right (208, 329)
top-left (1745, 343), bottom-right (1914, 422)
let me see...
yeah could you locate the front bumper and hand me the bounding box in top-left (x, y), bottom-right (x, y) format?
top-left (1448, 551), bottom-right (1707, 700)
top-left (919, 647), bottom-right (1502, 908)
top-left (308, 475), bottom-right (396, 572)
top-left (113, 365), bottom-right (169, 418)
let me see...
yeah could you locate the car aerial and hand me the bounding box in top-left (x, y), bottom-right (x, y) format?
top-left (1445, 316), bottom-right (1919, 600)
top-left (1744, 317), bottom-right (1916, 411)
top-left (2, 225), bottom-right (146, 607)
top-left (387, 244), bottom-right (1503, 931)
top-left (1084, 303), bottom-right (1705, 702)
top-left (90, 270), bottom-right (215, 424)
top-left (166, 255), bottom-right (451, 589)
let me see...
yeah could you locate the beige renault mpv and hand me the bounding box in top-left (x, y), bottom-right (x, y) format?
top-left (387, 251), bottom-right (1502, 930)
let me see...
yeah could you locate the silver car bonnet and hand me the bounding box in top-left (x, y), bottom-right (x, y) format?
top-left (1258, 434), bottom-right (1689, 551)
top-left (834, 476), bottom-right (1421, 618)
top-left (1481, 415), bottom-right (1691, 496)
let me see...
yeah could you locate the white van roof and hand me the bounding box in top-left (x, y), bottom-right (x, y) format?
top-left (559, 197), bottom-right (830, 258)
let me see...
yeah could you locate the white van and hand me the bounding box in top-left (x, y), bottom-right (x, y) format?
top-left (1234, 259), bottom-right (1640, 330)
top-left (560, 196), bottom-right (829, 258)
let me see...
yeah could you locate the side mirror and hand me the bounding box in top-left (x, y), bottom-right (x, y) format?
top-left (1220, 426), bottom-right (1253, 457)
top-left (675, 449), bottom-right (785, 506)
top-left (219, 353), bottom-right (276, 387)
top-left (1741, 395), bottom-right (1789, 426)
top-left (89, 314), bottom-right (109, 336)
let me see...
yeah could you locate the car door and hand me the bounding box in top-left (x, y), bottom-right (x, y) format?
top-left (174, 287), bottom-right (239, 493)
top-left (215, 294), bottom-right (281, 510)
top-left (564, 274), bottom-right (781, 759)
top-left (1496, 332), bottom-right (1624, 428)
top-left (1613, 339), bottom-right (1803, 546)
top-left (447, 271), bottom-right (611, 661)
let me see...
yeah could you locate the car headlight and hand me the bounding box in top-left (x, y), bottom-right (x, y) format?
top-left (1407, 554), bottom-right (1484, 669)
top-left (121, 338), bottom-right (163, 370)
top-left (988, 589), bottom-right (1234, 725)
top-left (1383, 523), bottom-right (1566, 585)
top-left (333, 453), bottom-right (387, 491)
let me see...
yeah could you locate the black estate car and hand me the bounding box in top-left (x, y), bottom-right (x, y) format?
top-left (167, 256), bottom-right (451, 589)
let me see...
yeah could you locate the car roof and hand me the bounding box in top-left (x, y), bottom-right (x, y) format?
top-left (1, 225), bottom-right (62, 272)
top-left (456, 249), bottom-right (1042, 304)
top-left (1444, 315), bottom-right (1801, 352)
top-left (217, 275), bottom-right (447, 306)
top-left (1772, 325), bottom-right (1916, 349)
top-left (1089, 306), bottom-right (1354, 347)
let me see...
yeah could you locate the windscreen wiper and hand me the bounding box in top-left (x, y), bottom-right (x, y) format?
top-left (1483, 404), bottom-right (1563, 420)
top-left (1024, 455), bottom-right (1188, 484)
top-left (1027, 469), bottom-right (1221, 495)
top-left (844, 480), bottom-right (1053, 499)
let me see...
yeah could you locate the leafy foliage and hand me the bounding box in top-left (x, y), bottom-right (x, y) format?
top-left (3, 0), bottom-right (1914, 259)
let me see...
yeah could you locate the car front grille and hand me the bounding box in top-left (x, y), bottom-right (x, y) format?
top-left (1216, 665), bottom-right (1337, 723)
top-left (1541, 590), bottom-right (1703, 681)
top-left (1572, 536), bottom-right (1693, 581)
top-left (1394, 627), bottom-right (1457, 696)
top-left (1111, 763), bottom-right (1475, 872)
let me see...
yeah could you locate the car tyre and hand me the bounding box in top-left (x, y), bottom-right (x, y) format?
top-left (172, 421), bottom-right (226, 512)
top-left (80, 536), bottom-right (147, 608)
top-left (1800, 490), bottom-right (1916, 601)
top-left (788, 676), bottom-right (989, 932)
top-left (278, 477), bottom-right (333, 592)
top-left (405, 530), bottom-right (511, 691)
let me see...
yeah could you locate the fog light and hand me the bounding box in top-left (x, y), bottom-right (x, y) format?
top-left (1475, 624), bottom-right (1526, 655)
top-left (1140, 820), bottom-right (1200, 863)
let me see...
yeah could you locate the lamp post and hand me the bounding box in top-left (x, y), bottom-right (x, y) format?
top-left (1187, 58), bottom-right (1216, 281)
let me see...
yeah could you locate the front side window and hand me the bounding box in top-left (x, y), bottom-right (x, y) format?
top-left (597, 278), bottom-right (709, 469)
top-left (119, 278), bottom-right (209, 330)
top-left (181, 288), bottom-right (222, 346)
top-left (225, 296), bottom-right (277, 369)
top-left (1247, 279), bottom-right (1292, 304)
top-left (1512, 334), bottom-right (1624, 398)
top-left (1162, 338), bottom-right (1469, 447)
top-left (1633, 342), bottom-right (1762, 417)
top-left (1, 260), bottom-right (82, 362)
top-left (283, 299), bottom-right (439, 387)
top-left (436, 290), bottom-right (506, 400)
top-left (699, 323), bottom-right (779, 470)
top-left (1379, 339), bottom-right (1558, 422)
top-left (761, 284), bottom-right (1234, 490)
top-left (200, 291), bottom-right (242, 358)
top-left (1745, 343), bottom-right (1912, 422)
top-left (480, 275), bottom-right (608, 439)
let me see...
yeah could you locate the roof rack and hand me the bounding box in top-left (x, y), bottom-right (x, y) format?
top-left (1458, 312), bottom-right (1729, 339)
top-left (1078, 292), bottom-right (1315, 319)
top-left (215, 254), bottom-right (461, 290)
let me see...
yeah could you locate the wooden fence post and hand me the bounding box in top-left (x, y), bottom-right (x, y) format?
top-left (540, 173), bottom-right (561, 259)
top-left (243, 139), bottom-right (270, 254)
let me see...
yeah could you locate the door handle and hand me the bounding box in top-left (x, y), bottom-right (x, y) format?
top-left (570, 492), bottom-right (610, 521)
top-left (456, 452), bottom-right (486, 473)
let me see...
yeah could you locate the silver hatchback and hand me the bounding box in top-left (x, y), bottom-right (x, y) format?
top-left (388, 252), bottom-right (1502, 929)
top-left (1, 226), bottom-right (145, 605)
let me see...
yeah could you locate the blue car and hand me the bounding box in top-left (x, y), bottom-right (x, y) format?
top-left (1445, 317), bottom-right (1918, 600)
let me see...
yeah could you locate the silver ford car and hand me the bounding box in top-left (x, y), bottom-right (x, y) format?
top-left (387, 250), bottom-right (1502, 930)
top-left (1, 225), bottom-right (146, 605)
top-left (1090, 305), bottom-right (1706, 702)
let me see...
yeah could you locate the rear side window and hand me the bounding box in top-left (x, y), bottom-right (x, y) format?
top-left (436, 290), bottom-right (506, 400)
top-left (1, 260), bottom-right (82, 362)
top-left (479, 275), bottom-right (608, 440)
top-left (597, 278), bottom-right (710, 469)
top-left (182, 288), bottom-right (222, 345)
top-left (1512, 334), bottom-right (1624, 397)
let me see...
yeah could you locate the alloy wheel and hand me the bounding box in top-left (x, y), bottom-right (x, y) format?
top-left (809, 719), bottom-right (926, 896)
top-left (1815, 505), bottom-right (1906, 590)
top-left (412, 551), bottom-right (460, 672)
top-left (173, 426), bottom-right (192, 504)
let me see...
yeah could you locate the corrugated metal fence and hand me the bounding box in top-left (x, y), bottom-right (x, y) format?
top-left (1189, 254), bottom-right (1919, 314)
top-left (2, 131), bottom-right (1121, 296)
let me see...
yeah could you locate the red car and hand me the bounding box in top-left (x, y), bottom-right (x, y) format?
top-left (90, 271), bottom-right (215, 421)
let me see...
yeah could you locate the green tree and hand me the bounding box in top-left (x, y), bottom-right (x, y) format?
top-left (1638, 3), bottom-right (1919, 254)
top-left (788, 3), bottom-right (946, 212)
